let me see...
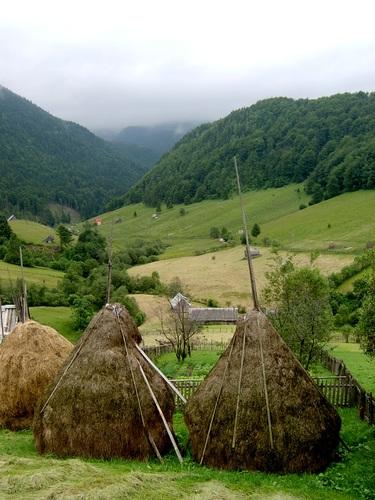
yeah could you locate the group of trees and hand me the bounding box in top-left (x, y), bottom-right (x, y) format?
top-left (0, 219), bottom-right (169, 332)
top-left (263, 256), bottom-right (332, 369)
top-left (125, 92), bottom-right (375, 208)
top-left (263, 251), bottom-right (375, 369)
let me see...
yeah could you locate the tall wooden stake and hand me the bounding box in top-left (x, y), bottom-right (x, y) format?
top-left (0, 297), bottom-right (4, 342)
top-left (106, 220), bottom-right (114, 304)
top-left (234, 156), bottom-right (260, 310)
top-left (19, 246), bottom-right (28, 321)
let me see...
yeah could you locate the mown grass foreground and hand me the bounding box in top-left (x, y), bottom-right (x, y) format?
top-left (0, 410), bottom-right (374, 499)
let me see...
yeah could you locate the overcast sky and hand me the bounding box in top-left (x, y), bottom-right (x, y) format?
top-left (1, 0), bottom-right (375, 130)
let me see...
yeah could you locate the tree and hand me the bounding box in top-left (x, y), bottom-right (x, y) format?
top-left (56, 224), bottom-right (73, 249)
top-left (209, 227), bottom-right (220, 239)
top-left (251, 223), bottom-right (261, 238)
top-left (0, 216), bottom-right (13, 243)
top-left (159, 303), bottom-right (201, 361)
top-left (263, 255), bottom-right (332, 370)
top-left (357, 269), bottom-right (375, 357)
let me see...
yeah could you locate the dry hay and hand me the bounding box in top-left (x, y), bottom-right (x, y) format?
top-left (0, 320), bottom-right (73, 431)
top-left (185, 310), bottom-right (341, 473)
top-left (33, 303), bottom-right (175, 460)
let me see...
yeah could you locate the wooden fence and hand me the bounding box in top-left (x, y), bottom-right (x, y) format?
top-left (170, 376), bottom-right (355, 410)
top-left (319, 350), bottom-right (375, 426)
top-left (143, 340), bottom-right (228, 360)
top-left (142, 340), bottom-right (375, 425)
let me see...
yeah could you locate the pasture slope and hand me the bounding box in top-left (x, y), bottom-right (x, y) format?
top-left (92, 184), bottom-right (309, 258)
top-left (93, 187), bottom-right (375, 258)
top-left (9, 219), bottom-right (57, 245)
top-left (128, 246), bottom-right (353, 308)
top-left (0, 260), bottom-right (63, 288)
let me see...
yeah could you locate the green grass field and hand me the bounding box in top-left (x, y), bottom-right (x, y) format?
top-left (262, 190), bottom-right (375, 254)
top-left (9, 219), bottom-right (57, 245)
top-left (0, 409), bottom-right (373, 499)
top-left (92, 184), bottom-right (309, 258)
top-left (328, 342), bottom-right (375, 394)
top-left (92, 187), bottom-right (375, 259)
top-left (30, 306), bottom-right (78, 343)
top-left (0, 261), bottom-right (63, 288)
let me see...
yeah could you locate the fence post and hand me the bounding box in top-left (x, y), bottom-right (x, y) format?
top-left (359, 389), bottom-right (366, 421)
top-left (369, 393), bottom-right (374, 425)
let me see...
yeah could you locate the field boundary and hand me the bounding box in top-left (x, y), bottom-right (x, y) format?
top-left (320, 349), bottom-right (375, 425)
top-left (143, 340), bottom-right (374, 423)
top-left (170, 376), bottom-right (355, 410)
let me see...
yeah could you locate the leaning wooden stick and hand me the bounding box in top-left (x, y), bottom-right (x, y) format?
top-left (135, 344), bottom-right (187, 404)
top-left (138, 360), bottom-right (183, 464)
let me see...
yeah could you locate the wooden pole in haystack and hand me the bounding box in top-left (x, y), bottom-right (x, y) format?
top-left (106, 220), bottom-right (114, 304)
top-left (233, 157), bottom-right (260, 311)
top-left (0, 297), bottom-right (4, 342)
top-left (19, 246), bottom-right (29, 322)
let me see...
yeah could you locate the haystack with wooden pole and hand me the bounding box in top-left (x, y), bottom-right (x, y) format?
top-left (0, 320), bottom-right (73, 430)
top-left (183, 157), bottom-right (341, 472)
top-left (184, 310), bottom-right (341, 472)
top-left (33, 303), bottom-right (182, 461)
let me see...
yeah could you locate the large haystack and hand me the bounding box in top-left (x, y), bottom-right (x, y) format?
top-left (0, 320), bottom-right (73, 430)
top-left (33, 303), bottom-right (175, 460)
top-left (185, 310), bottom-right (341, 473)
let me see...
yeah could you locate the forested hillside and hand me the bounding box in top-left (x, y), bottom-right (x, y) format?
top-left (125, 92), bottom-right (375, 207)
top-left (0, 85), bottom-right (147, 224)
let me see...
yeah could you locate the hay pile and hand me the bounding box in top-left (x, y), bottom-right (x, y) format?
top-left (0, 320), bottom-right (73, 430)
top-left (185, 310), bottom-right (341, 473)
top-left (33, 303), bottom-right (175, 460)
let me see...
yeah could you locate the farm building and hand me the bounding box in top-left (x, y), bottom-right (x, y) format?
top-left (170, 293), bottom-right (191, 311)
top-left (185, 309), bottom-right (341, 473)
top-left (0, 305), bottom-right (18, 340)
top-left (189, 307), bottom-right (238, 324)
top-left (0, 320), bottom-right (73, 430)
top-left (34, 303), bottom-right (179, 461)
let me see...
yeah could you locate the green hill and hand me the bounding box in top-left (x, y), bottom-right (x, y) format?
top-left (0, 260), bottom-right (63, 288)
top-left (93, 187), bottom-right (375, 259)
top-left (125, 92), bottom-right (375, 208)
top-left (0, 85), bottom-right (147, 224)
top-left (261, 190), bottom-right (375, 252)
top-left (9, 219), bottom-right (57, 245)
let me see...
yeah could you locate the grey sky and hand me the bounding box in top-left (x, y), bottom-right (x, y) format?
top-left (1, 0), bottom-right (375, 130)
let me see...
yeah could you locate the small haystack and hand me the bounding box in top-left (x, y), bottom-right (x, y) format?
top-left (185, 310), bottom-right (341, 473)
top-left (0, 320), bottom-right (73, 430)
top-left (33, 304), bottom-right (176, 460)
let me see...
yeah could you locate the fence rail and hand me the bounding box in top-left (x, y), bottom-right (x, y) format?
top-left (143, 340), bottom-right (228, 360)
top-left (169, 376), bottom-right (355, 410)
top-left (142, 341), bottom-right (374, 425)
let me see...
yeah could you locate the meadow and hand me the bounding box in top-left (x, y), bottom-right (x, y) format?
top-left (0, 394), bottom-right (374, 499)
top-left (128, 247), bottom-right (353, 308)
top-left (30, 306), bottom-right (78, 343)
top-left (0, 261), bottom-right (63, 288)
top-left (91, 187), bottom-right (375, 259)
top-left (9, 219), bottom-right (57, 245)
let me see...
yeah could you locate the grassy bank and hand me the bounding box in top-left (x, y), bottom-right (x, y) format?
top-left (0, 261), bottom-right (63, 288)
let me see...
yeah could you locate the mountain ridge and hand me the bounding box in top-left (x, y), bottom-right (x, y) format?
top-left (124, 92), bottom-right (375, 207)
top-left (0, 85), bottom-right (147, 224)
